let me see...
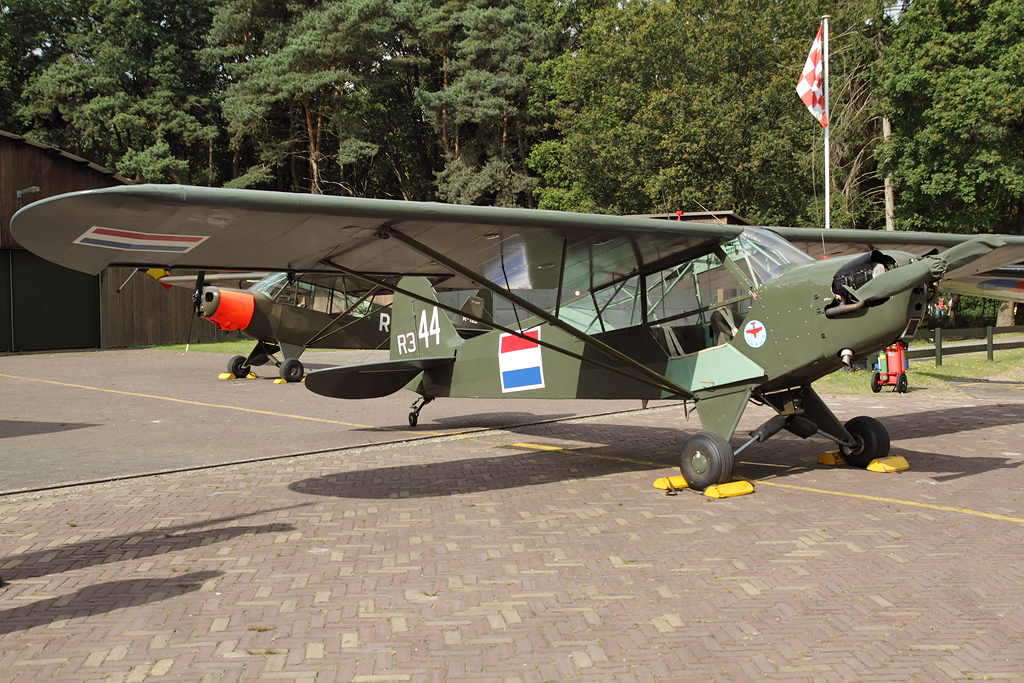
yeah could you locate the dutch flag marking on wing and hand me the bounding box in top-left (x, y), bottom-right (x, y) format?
top-left (499, 326), bottom-right (545, 393)
top-left (74, 226), bottom-right (209, 253)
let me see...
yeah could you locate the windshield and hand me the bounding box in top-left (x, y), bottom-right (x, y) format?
top-left (249, 272), bottom-right (289, 298)
top-left (551, 228), bottom-right (812, 343)
top-left (723, 229), bottom-right (813, 287)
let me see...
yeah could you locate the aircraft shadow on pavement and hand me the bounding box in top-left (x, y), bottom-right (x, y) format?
top-left (289, 445), bottom-right (672, 499)
top-left (0, 571), bottom-right (221, 635)
top-left (291, 404), bottom-right (1024, 498)
top-left (0, 508), bottom-right (302, 583)
top-left (0, 419), bottom-right (100, 439)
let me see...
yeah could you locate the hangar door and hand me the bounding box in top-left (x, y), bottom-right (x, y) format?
top-left (1, 249), bottom-right (100, 352)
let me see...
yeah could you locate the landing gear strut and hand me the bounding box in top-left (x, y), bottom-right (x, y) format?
top-left (408, 395), bottom-right (434, 427)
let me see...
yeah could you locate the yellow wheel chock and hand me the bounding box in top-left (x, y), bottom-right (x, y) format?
top-left (654, 476), bottom-right (754, 498)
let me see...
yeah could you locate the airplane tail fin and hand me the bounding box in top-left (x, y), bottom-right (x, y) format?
top-left (390, 276), bottom-right (463, 361)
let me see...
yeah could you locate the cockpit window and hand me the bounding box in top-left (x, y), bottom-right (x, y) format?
top-left (248, 272), bottom-right (382, 316)
top-left (249, 272), bottom-right (289, 299)
top-left (723, 229), bottom-right (813, 287)
top-left (553, 228), bottom-right (812, 350)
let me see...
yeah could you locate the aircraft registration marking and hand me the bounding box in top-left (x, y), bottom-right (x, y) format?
top-left (396, 306), bottom-right (440, 356)
top-left (499, 327), bottom-right (545, 393)
top-left (75, 226), bottom-right (209, 253)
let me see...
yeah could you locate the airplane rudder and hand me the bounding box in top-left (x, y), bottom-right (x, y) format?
top-left (391, 276), bottom-right (460, 360)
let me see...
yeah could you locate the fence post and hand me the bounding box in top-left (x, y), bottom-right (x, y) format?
top-left (935, 327), bottom-right (942, 367)
top-left (987, 326), bottom-right (994, 361)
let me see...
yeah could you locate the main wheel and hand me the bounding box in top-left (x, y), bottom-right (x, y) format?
top-left (871, 371), bottom-right (883, 393)
top-left (841, 416), bottom-right (890, 468)
top-left (228, 355), bottom-right (250, 378)
top-left (280, 358), bottom-right (304, 383)
top-left (896, 373), bottom-right (908, 393)
top-left (680, 431), bottom-right (735, 491)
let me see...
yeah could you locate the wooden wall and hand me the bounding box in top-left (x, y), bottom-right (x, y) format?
top-left (2, 131), bottom-right (239, 349)
top-left (0, 131), bottom-right (128, 249)
top-left (100, 267), bottom-right (237, 348)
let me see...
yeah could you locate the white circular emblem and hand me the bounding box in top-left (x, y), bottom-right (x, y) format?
top-left (743, 320), bottom-right (767, 348)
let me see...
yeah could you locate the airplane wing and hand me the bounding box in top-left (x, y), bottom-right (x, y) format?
top-left (11, 184), bottom-right (745, 294)
top-left (939, 266), bottom-right (1024, 303)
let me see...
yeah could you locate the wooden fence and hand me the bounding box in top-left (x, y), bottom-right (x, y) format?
top-left (905, 325), bottom-right (1024, 366)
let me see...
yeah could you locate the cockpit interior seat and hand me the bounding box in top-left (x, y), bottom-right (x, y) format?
top-left (710, 308), bottom-right (739, 345)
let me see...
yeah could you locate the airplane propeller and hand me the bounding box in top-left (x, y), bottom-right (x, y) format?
top-left (846, 236), bottom-right (1005, 304)
top-left (185, 270), bottom-right (206, 352)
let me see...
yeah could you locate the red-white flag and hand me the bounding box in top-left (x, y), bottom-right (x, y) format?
top-left (796, 26), bottom-right (828, 128)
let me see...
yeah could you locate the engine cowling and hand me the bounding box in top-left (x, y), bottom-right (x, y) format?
top-left (200, 288), bottom-right (256, 331)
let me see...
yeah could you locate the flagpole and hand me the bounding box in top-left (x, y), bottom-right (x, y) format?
top-left (822, 15), bottom-right (831, 230)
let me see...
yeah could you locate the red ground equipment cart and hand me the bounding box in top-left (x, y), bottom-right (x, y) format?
top-left (872, 340), bottom-right (909, 393)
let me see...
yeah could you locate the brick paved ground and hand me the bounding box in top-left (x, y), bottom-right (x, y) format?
top-left (3, 349), bottom-right (1024, 681)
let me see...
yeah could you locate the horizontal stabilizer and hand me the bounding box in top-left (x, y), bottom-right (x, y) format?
top-left (305, 357), bottom-right (455, 399)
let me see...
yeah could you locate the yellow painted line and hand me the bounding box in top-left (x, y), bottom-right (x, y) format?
top-left (511, 442), bottom-right (563, 451)
top-left (0, 372), bottom-right (444, 434)
top-left (756, 480), bottom-right (1024, 525)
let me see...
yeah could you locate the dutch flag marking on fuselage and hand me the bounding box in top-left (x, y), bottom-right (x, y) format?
top-left (74, 226), bottom-right (209, 253)
top-left (499, 326), bottom-right (545, 393)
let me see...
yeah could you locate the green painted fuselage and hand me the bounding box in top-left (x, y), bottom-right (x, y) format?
top-left (392, 255), bottom-right (923, 404)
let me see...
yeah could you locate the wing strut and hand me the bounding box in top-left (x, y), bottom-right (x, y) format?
top-left (379, 226), bottom-right (696, 400)
top-left (554, 237), bottom-right (568, 320)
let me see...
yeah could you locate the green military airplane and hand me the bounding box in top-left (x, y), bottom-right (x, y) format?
top-left (13, 185), bottom-right (1024, 490)
top-left (152, 270), bottom-right (393, 382)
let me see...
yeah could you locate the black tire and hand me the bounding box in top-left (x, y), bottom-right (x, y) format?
top-left (679, 431), bottom-right (735, 491)
top-left (841, 416), bottom-right (890, 468)
top-left (228, 355), bottom-right (249, 378)
top-left (280, 358), bottom-right (304, 383)
top-left (896, 373), bottom-right (908, 393)
top-left (871, 372), bottom-right (882, 393)
top-left (408, 412), bottom-right (418, 427)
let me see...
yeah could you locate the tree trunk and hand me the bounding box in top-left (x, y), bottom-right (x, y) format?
top-left (997, 300), bottom-right (1015, 327)
top-left (304, 98), bottom-right (322, 195)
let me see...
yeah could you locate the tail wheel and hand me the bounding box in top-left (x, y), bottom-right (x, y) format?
top-left (280, 358), bottom-right (304, 383)
top-left (841, 416), bottom-right (890, 468)
top-left (228, 355), bottom-right (250, 378)
top-left (871, 372), bottom-right (883, 393)
top-left (680, 431), bottom-right (735, 492)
